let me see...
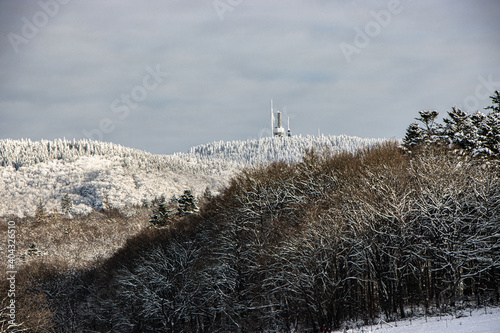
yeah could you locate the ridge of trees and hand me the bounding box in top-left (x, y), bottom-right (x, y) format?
top-left (403, 91), bottom-right (500, 158)
top-left (0, 135), bottom-right (384, 173)
top-left (4, 95), bottom-right (500, 331)
top-left (17, 141), bottom-right (499, 332)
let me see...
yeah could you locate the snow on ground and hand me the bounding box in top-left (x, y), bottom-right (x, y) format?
top-left (333, 307), bottom-right (500, 333)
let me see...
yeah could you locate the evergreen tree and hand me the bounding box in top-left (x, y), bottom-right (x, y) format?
top-left (470, 111), bottom-right (490, 154)
top-left (404, 93), bottom-right (500, 158)
top-left (443, 107), bottom-right (475, 150)
top-left (149, 195), bottom-right (173, 227)
top-left (177, 190), bottom-right (199, 216)
top-left (416, 110), bottom-right (442, 144)
top-left (485, 90), bottom-right (500, 113)
top-left (403, 123), bottom-right (424, 148)
top-left (484, 112), bottom-right (500, 155)
top-left (417, 110), bottom-right (439, 133)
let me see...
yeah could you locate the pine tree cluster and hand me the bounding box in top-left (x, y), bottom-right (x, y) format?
top-left (149, 190), bottom-right (199, 227)
top-left (403, 91), bottom-right (500, 157)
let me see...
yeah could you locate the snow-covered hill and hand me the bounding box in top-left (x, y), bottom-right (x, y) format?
top-left (187, 134), bottom-right (387, 165)
top-left (0, 135), bottom-right (386, 217)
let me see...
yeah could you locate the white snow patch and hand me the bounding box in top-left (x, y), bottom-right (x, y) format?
top-left (333, 308), bottom-right (500, 333)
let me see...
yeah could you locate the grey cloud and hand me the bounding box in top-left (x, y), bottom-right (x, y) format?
top-left (1, 0), bottom-right (499, 154)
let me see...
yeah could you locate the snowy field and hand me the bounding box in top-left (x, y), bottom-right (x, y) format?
top-left (333, 307), bottom-right (500, 333)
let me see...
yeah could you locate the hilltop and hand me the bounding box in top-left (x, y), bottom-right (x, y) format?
top-left (0, 135), bottom-right (385, 217)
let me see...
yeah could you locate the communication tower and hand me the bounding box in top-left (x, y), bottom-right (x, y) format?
top-left (271, 99), bottom-right (290, 138)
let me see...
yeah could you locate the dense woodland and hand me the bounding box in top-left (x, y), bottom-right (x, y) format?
top-left (3, 142), bottom-right (499, 332)
top-left (1, 94), bottom-right (500, 332)
top-left (0, 135), bottom-right (383, 217)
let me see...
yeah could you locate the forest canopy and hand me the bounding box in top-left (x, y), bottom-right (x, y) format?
top-left (11, 141), bottom-right (498, 332)
top-left (2, 93), bottom-right (500, 332)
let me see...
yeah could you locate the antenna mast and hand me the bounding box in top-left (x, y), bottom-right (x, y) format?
top-left (271, 99), bottom-right (274, 137)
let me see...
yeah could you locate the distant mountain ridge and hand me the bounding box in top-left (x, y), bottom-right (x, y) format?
top-left (187, 134), bottom-right (387, 165)
top-left (0, 135), bottom-right (387, 217)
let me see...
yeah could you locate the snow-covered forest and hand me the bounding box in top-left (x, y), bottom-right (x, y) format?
top-left (1, 93), bottom-right (500, 332)
top-left (0, 135), bottom-right (384, 217)
top-left (188, 134), bottom-right (386, 165)
top-left (13, 141), bottom-right (499, 332)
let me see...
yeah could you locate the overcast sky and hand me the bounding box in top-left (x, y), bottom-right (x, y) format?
top-left (1, 0), bottom-right (499, 154)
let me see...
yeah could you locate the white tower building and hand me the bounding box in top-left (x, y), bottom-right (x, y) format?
top-left (275, 111), bottom-right (285, 137)
top-left (271, 99), bottom-right (289, 137)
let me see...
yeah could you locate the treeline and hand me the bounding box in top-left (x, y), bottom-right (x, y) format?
top-left (16, 142), bottom-right (499, 332)
top-left (188, 134), bottom-right (386, 166)
top-left (0, 138), bottom-right (234, 175)
top-left (0, 135), bottom-right (383, 175)
top-left (0, 135), bottom-right (384, 217)
top-left (404, 90), bottom-right (500, 157)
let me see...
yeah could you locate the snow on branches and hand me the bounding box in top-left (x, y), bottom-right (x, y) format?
top-left (403, 91), bottom-right (500, 158)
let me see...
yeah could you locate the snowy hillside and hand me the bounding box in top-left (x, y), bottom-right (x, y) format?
top-left (187, 134), bottom-right (387, 165)
top-left (0, 135), bottom-right (386, 217)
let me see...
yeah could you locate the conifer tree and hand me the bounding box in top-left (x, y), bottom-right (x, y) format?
top-left (149, 195), bottom-right (173, 227)
top-left (404, 93), bottom-right (500, 158)
top-left (403, 123), bottom-right (424, 148)
top-left (177, 190), bottom-right (199, 216)
top-left (485, 90), bottom-right (500, 113)
top-left (484, 112), bottom-right (500, 155)
top-left (417, 110), bottom-right (439, 132)
top-left (416, 110), bottom-right (441, 143)
top-left (443, 107), bottom-right (475, 150)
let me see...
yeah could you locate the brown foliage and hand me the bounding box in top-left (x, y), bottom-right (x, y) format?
top-left (4, 141), bottom-right (500, 332)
